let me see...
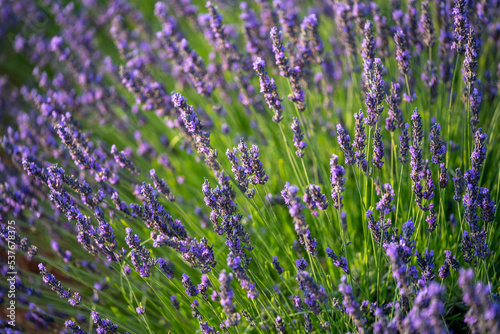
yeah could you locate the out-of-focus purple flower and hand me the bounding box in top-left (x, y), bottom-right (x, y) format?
top-left (438, 250), bottom-right (459, 279)
top-left (353, 111), bottom-right (368, 171)
top-left (336, 124), bottom-right (355, 165)
top-left (430, 123), bottom-right (445, 164)
top-left (402, 283), bottom-right (447, 333)
top-left (270, 27), bottom-right (290, 77)
top-left (439, 163), bottom-right (449, 189)
top-left (452, 0), bottom-right (469, 54)
top-left (338, 275), bottom-right (367, 332)
top-left (364, 58), bottom-right (386, 126)
top-left (471, 128), bottom-right (487, 171)
top-left (334, 2), bottom-right (357, 60)
top-left (470, 87), bottom-right (482, 132)
top-left (91, 311), bottom-right (118, 333)
top-left (386, 83), bottom-right (404, 131)
top-left (420, 0), bottom-right (435, 48)
top-left (219, 270), bottom-right (240, 327)
top-left (275, 315), bottom-right (286, 333)
top-left (65, 319), bottom-right (87, 334)
top-left (281, 182), bottom-right (317, 255)
top-left (422, 60), bottom-right (439, 105)
top-left (394, 29), bottom-right (411, 75)
top-left (330, 154), bottom-right (346, 210)
top-left (458, 268), bottom-right (500, 333)
top-left (292, 118), bottom-right (307, 158)
top-left (272, 256), bottom-right (284, 275)
top-left (287, 66), bottom-right (306, 111)
top-left (372, 127), bottom-right (384, 169)
top-left (453, 168), bottom-right (465, 202)
top-left (399, 123), bottom-right (410, 164)
top-left (479, 187), bottom-right (496, 223)
top-left (296, 257), bottom-right (308, 270)
top-left (463, 30), bottom-right (478, 87)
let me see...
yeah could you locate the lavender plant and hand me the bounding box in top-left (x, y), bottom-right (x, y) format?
top-left (0, 0), bottom-right (499, 333)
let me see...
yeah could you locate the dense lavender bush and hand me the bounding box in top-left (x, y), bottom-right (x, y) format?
top-left (0, 0), bottom-right (499, 333)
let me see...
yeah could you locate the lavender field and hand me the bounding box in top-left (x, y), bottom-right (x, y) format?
top-left (0, 0), bottom-right (499, 333)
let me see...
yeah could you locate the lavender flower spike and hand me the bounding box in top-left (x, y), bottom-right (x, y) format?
top-left (291, 117), bottom-right (307, 158)
top-left (458, 268), bottom-right (500, 333)
top-left (463, 30), bottom-right (478, 87)
top-left (253, 57), bottom-right (284, 123)
top-left (330, 154), bottom-right (346, 210)
top-left (394, 29), bottom-right (411, 75)
top-left (452, 0), bottom-right (469, 54)
top-left (353, 111), bottom-right (368, 171)
top-left (270, 27), bottom-right (290, 77)
top-left (326, 247), bottom-right (349, 274)
top-left (372, 127), bottom-right (384, 169)
top-left (336, 124), bottom-right (355, 165)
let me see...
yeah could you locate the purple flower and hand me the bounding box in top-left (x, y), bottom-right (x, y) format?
top-left (399, 123), bottom-right (410, 164)
top-left (65, 319), bottom-right (87, 334)
top-left (353, 111), bottom-right (368, 171)
top-left (336, 124), bottom-right (355, 165)
top-left (91, 311), bottom-right (118, 333)
top-left (253, 57), bottom-right (284, 123)
top-left (438, 250), bottom-right (459, 279)
top-left (439, 163), bottom-right (449, 189)
top-left (453, 168), bottom-right (465, 202)
top-left (463, 30), bottom-right (479, 86)
top-left (226, 148), bottom-right (253, 198)
top-left (372, 127), bottom-right (384, 169)
top-left (376, 183), bottom-right (395, 217)
top-left (386, 83), bottom-right (404, 131)
top-left (296, 257), bottom-right (308, 270)
top-left (471, 128), bottom-right (487, 172)
top-left (158, 258), bottom-right (174, 279)
top-left (218, 270), bottom-right (240, 327)
top-left (272, 256), bottom-right (284, 275)
top-left (292, 118), bottom-right (307, 158)
top-left (479, 187), bottom-right (496, 223)
top-left (296, 270), bottom-right (327, 315)
top-left (330, 154), bottom-right (346, 210)
top-left (429, 123), bottom-right (445, 164)
top-left (470, 87), bottom-right (482, 132)
top-left (422, 60), bottom-right (439, 105)
top-left (136, 306), bottom-right (145, 314)
top-left (270, 27), bottom-right (290, 77)
top-left (402, 283), bottom-right (447, 333)
top-left (458, 268), bottom-right (500, 333)
top-left (394, 29), bottom-right (411, 75)
top-left (182, 273), bottom-right (199, 297)
top-left (364, 59), bottom-right (386, 127)
top-left (275, 315), bottom-right (286, 333)
top-left (326, 247), bottom-right (349, 274)
top-left (338, 275), bottom-right (367, 332)
top-left (420, 0), bottom-right (435, 48)
top-left (452, 0), bottom-right (469, 54)
top-left (303, 184), bottom-right (328, 215)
